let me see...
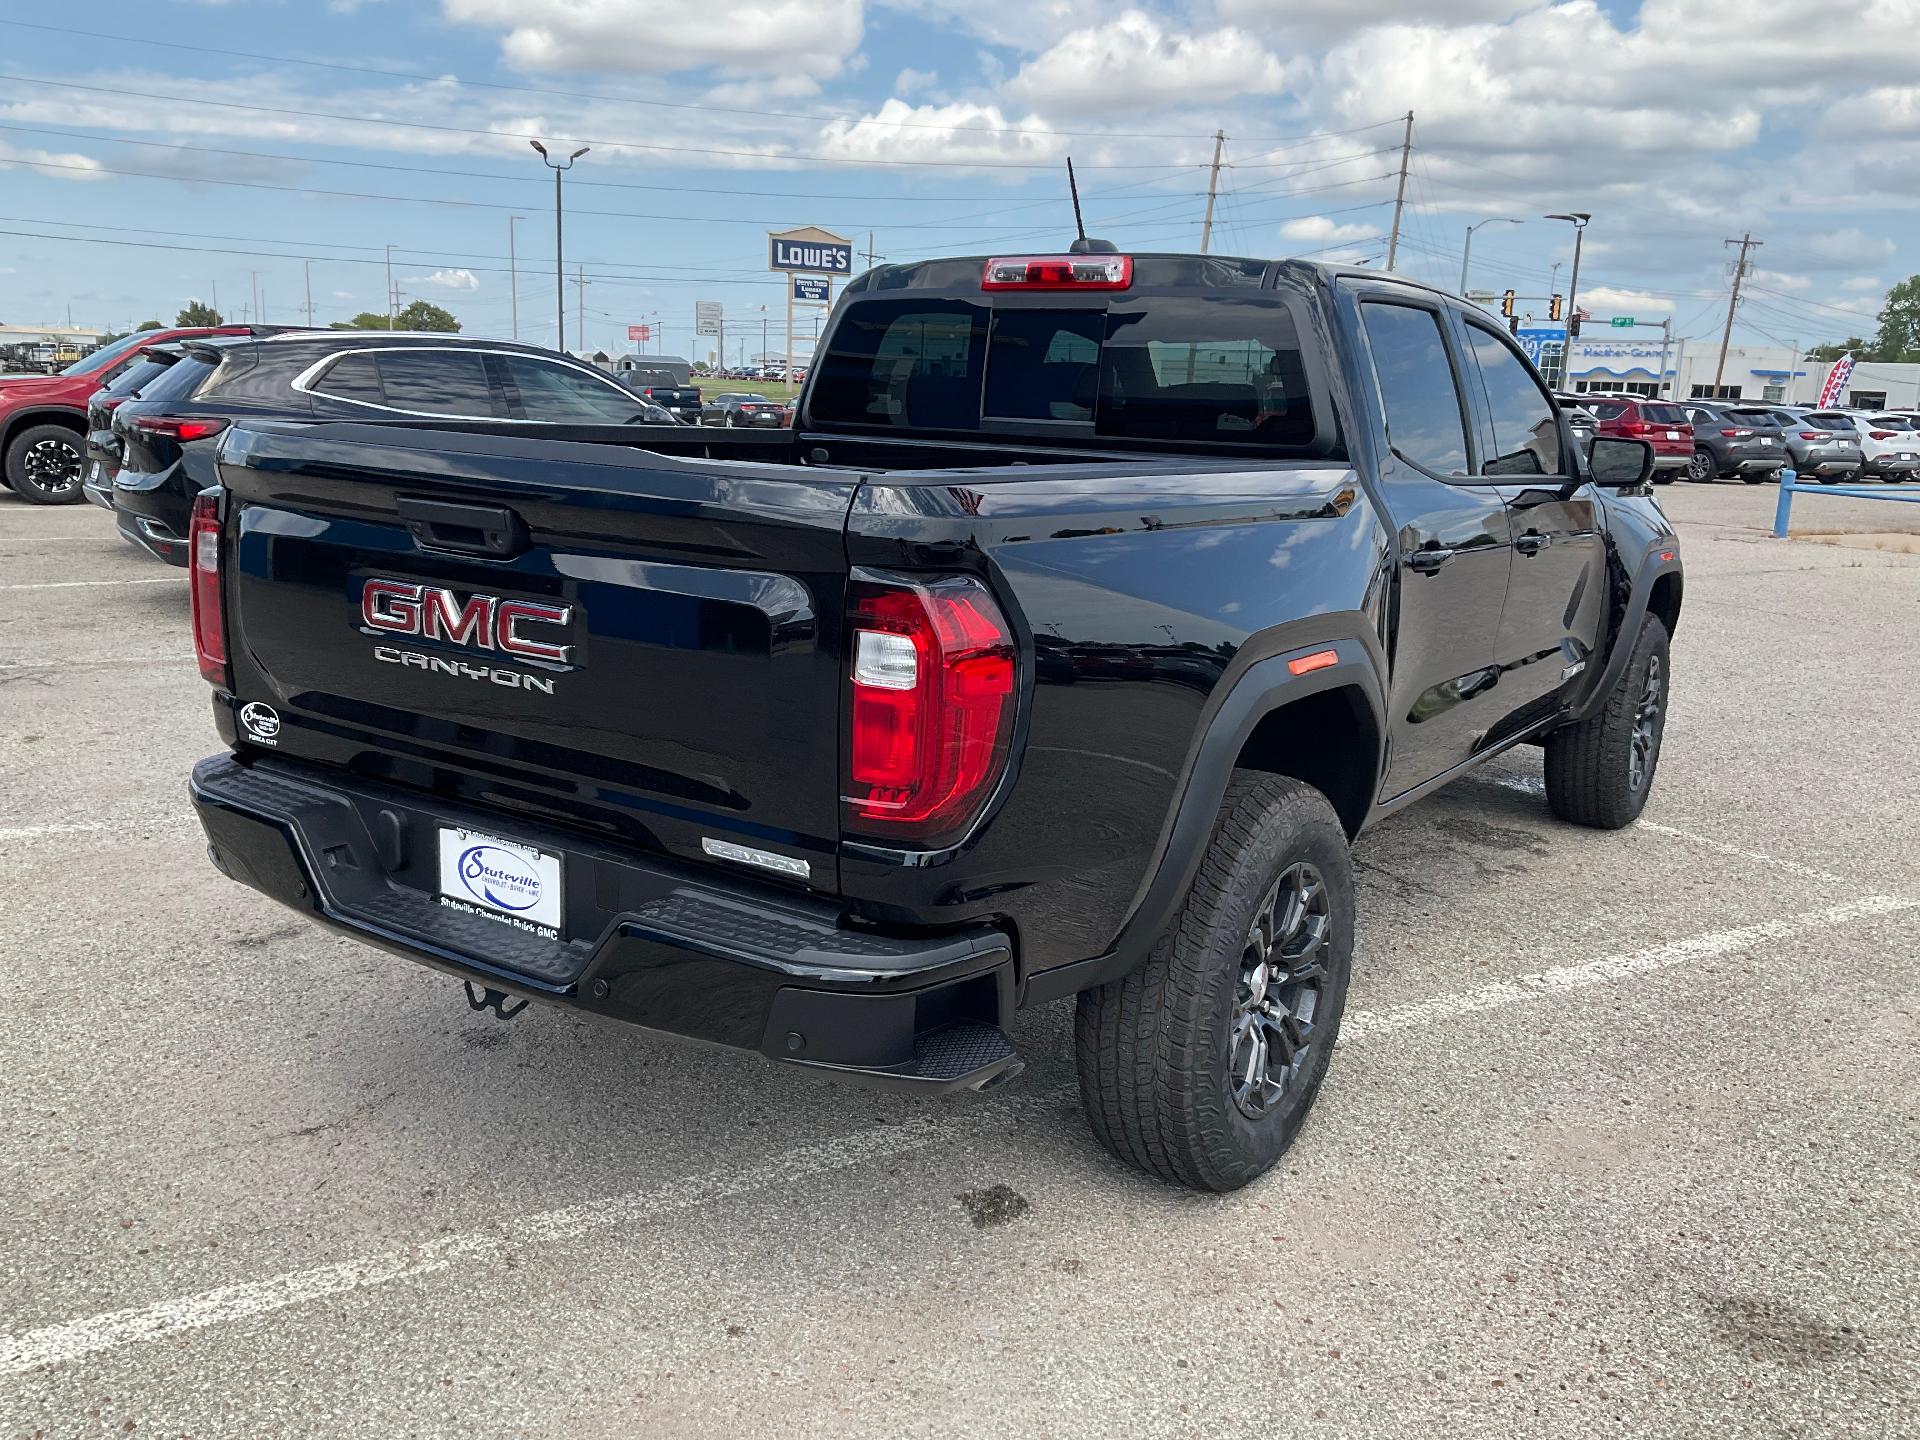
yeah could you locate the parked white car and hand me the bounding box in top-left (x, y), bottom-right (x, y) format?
top-left (1801, 409), bottom-right (1920, 482)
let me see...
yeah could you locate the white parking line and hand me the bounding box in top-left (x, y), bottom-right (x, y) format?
top-left (1634, 819), bottom-right (1863, 887)
top-left (0, 1113), bottom-right (970, 1377)
top-left (1341, 894), bottom-right (1917, 1041)
top-left (4, 891), bottom-right (1914, 1378)
top-left (0, 577), bottom-right (183, 591)
top-left (0, 822), bottom-right (110, 842)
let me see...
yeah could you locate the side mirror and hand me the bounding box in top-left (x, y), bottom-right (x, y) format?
top-left (1590, 436), bottom-right (1654, 487)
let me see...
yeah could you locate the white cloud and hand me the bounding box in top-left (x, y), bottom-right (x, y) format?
top-left (1008, 12), bottom-right (1289, 116)
top-left (1280, 215), bottom-right (1376, 245)
top-left (1579, 286), bottom-right (1675, 317)
top-left (1842, 276), bottom-right (1885, 293)
top-left (815, 99), bottom-right (1062, 168)
top-left (0, 140), bottom-right (108, 182)
top-left (1216, 0), bottom-right (1534, 44)
top-left (444, 0), bottom-right (864, 79)
top-left (408, 268), bottom-right (481, 291)
top-left (1751, 269), bottom-right (1809, 291)
top-left (895, 67), bottom-right (938, 96)
top-left (875, 0), bottom-right (1107, 51)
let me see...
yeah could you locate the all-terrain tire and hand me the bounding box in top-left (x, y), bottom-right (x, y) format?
top-left (1543, 614), bottom-right (1671, 829)
top-left (1074, 772), bottom-right (1354, 1192)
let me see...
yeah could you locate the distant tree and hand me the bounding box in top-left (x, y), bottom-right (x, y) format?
top-left (1809, 336), bottom-right (1873, 362)
top-left (394, 300), bottom-right (460, 333)
top-left (330, 312), bottom-right (392, 330)
top-left (175, 300), bottom-right (223, 326)
top-left (1874, 276), bottom-right (1920, 363)
top-left (135, 319), bottom-right (163, 331)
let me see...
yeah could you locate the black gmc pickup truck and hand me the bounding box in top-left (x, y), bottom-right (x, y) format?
top-left (186, 251), bottom-right (1681, 1191)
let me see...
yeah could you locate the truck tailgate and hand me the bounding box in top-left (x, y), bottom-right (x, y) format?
top-left (215, 422), bottom-right (858, 890)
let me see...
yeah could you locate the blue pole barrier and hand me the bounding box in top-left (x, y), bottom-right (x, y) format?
top-left (1773, 466), bottom-right (1796, 538)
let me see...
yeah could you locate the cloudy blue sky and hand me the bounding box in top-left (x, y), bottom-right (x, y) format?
top-left (0, 0), bottom-right (1910, 359)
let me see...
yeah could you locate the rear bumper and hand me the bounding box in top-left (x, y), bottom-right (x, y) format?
top-left (189, 753), bottom-right (1022, 1092)
top-left (1650, 453), bottom-right (1690, 471)
top-left (114, 507), bottom-right (188, 564)
top-left (1864, 456), bottom-right (1918, 477)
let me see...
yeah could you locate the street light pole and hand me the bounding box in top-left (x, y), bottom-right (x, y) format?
top-left (531, 141), bottom-right (590, 351)
top-left (507, 215), bottom-right (525, 340)
top-left (1459, 217), bottom-right (1522, 294)
top-left (1545, 212), bottom-right (1590, 388)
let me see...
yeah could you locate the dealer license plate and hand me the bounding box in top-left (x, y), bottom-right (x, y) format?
top-left (437, 827), bottom-right (563, 936)
top-left (1666, 430), bottom-right (1683, 440)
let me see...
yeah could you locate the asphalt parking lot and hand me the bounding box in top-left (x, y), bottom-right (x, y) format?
top-left (3, 482), bottom-right (1917, 1438)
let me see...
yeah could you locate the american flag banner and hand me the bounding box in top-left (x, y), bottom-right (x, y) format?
top-left (1817, 353), bottom-right (1855, 408)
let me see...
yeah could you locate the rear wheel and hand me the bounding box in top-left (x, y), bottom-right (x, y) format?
top-left (1686, 448), bottom-right (1715, 483)
top-left (1074, 773), bottom-right (1354, 1192)
top-left (1544, 615), bottom-right (1670, 829)
top-left (5, 423), bottom-right (87, 504)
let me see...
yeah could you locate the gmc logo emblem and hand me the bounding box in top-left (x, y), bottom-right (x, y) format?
top-left (361, 579), bottom-right (573, 664)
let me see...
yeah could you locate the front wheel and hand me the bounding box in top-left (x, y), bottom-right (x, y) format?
top-left (1543, 615), bottom-right (1670, 829)
top-left (5, 423), bottom-right (87, 504)
top-left (1075, 773), bottom-right (1354, 1192)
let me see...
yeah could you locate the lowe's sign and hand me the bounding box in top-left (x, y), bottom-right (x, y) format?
top-left (770, 237), bottom-right (853, 274)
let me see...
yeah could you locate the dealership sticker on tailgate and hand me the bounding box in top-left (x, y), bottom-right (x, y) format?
top-left (438, 827), bottom-right (563, 936)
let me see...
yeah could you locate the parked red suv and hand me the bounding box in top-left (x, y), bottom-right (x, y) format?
top-left (1579, 395), bottom-right (1692, 484)
top-left (0, 327), bottom-right (266, 503)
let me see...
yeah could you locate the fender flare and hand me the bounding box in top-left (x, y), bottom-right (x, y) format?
top-left (1567, 547), bottom-right (1681, 725)
top-left (1021, 626), bottom-right (1386, 1005)
top-left (2, 405), bottom-right (88, 450)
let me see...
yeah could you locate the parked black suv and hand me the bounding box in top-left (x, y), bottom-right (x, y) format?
top-left (1678, 399), bottom-right (1786, 483)
top-left (109, 333), bottom-right (680, 564)
top-left (188, 254), bottom-right (1680, 1191)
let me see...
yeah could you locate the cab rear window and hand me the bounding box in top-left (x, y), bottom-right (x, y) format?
top-left (810, 294), bottom-right (1318, 448)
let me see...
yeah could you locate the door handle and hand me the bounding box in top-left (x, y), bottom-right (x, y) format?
top-left (1515, 532), bottom-right (1551, 555)
top-left (396, 496), bottom-right (529, 558)
top-left (1406, 547), bottom-right (1455, 574)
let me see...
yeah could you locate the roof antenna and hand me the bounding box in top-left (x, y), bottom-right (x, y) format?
top-left (1066, 157), bottom-right (1117, 255)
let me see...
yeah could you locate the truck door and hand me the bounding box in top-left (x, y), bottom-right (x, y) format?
top-left (1454, 317), bottom-right (1605, 732)
top-left (1355, 297), bottom-right (1516, 798)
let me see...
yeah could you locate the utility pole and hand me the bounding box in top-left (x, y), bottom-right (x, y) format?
top-left (1199, 129), bottom-right (1225, 256)
top-left (859, 231), bottom-right (885, 268)
top-left (1385, 111), bottom-right (1414, 272)
top-left (574, 262), bottom-right (587, 354)
top-left (1657, 317), bottom-right (1673, 399)
top-left (508, 216), bottom-right (524, 340)
top-left (1714, 232), bottom-right (1761, 395)
top-left (304, 260), bottom-right (313, 326)
top-left (249, 270), bottom-right (260, 327)
top-left (384, 246), bottom-right (395, 326)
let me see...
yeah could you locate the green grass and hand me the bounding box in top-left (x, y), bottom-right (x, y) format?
top-left (693, 376), bottom-right (799, 403)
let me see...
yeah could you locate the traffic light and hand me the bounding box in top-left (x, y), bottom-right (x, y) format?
top-left (1500, 289), bottom-right (1516, 318)
top-left (1508, 315), bottom-right (1519, 335)
top-left (1549, 293), bottom-right (1564, 322)
top-left (1569, 313), bottom-right (1583, 338)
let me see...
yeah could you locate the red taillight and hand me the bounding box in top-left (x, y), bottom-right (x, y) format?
top-left (640, 387), bottom-right (655, 397)
top-left (981, 255), bottom-right (1133, 291)
top-left (103, 396), bottom-right (128, 412)
top-left (845, 575), bottom-right (1016, 844)
top-left (1870, 430), bottom-right (1896, 440)
top-left (132, 415), bottom-right (229, 443)
top-left (1799, 431), bottom-right (1824, 440)
top-left (188, 491), bottom-right (228, 687)
top-left (1721, 428), bottom-right (1752, 438)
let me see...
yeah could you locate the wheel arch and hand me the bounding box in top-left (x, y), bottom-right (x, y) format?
top-left (3, 406), bottom-right (88, 453)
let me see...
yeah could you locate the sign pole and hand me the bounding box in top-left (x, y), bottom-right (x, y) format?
top-left (785, 282), bottom-right (794, 391)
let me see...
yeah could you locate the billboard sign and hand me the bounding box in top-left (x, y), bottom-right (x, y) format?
top-left (694, 300), bottom-right (723, 337)
top-left (1514, 325), bottom-right (1567, 367)
top-left (627, 323), bottom-right (651, 342)
top-left (792, 276), bottom-right (830, 303)
top-left (769, 237), bottom-right (852, 274)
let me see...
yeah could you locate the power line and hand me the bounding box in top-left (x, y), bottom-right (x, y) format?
top-left (0, 73), bottom-right (1216, 170)
top-left (0, 121), bottom-right (1177, 205)
top-left (0, 20), bottom-right (1402, 145)
top-left (1744, 284), bottom-right (1880, 322)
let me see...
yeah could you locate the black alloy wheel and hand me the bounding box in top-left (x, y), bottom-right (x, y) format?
top-left (1230, 863), bottom-right (1332, 1119)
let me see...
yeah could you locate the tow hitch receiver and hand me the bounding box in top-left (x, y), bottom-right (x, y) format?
top-left (464, 981), bottom-right (529, 1020)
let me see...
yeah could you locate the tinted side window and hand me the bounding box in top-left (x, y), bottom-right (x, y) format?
top-left (984, 309), bottom-right (1102, 422)
top-left (314, 352), bottom-right (383, 405)
top-left (502, 356), bottom-right (646, 423)
top-left (374, 350), bottom-right (500, 418)
top-left (1360, 303), bottom-right (1468, 478)
top-left (811, 299), bottom-right (985, 431)
top-left (105, 357), bottom-right (171, 398)
top-left (1463, 324), bottom-right (1560, 476)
